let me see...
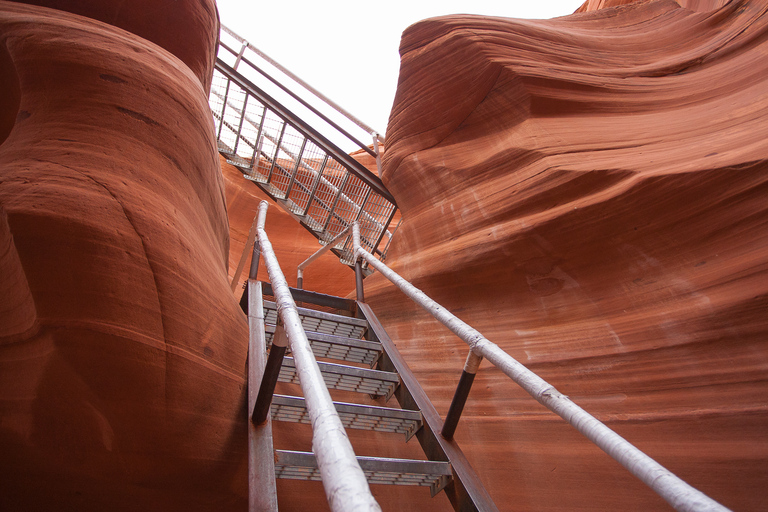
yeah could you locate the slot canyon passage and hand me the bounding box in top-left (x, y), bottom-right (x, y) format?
top-left (1, 0), bottom-right (767, 510)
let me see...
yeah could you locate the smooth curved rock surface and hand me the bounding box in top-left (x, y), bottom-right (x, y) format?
top-left (0, 2), bottom-right (247, 509)
top-left (8, 0), bottom-right (219, 91)
top-left (368, 1), bottom-right (768, 510)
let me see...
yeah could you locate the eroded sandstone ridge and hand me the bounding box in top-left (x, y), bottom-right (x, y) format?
top-left (0, 1), bottom-right (247, 509)
top-left (366, 0), bottom-right (768, 510)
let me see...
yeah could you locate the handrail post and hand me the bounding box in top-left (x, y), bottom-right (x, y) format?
top-left (442, 350), bottom-right (483, 439)
top-left (252, 323), bottom-right (289, 424)
top-left (372, 132), bottom-right (384, 177)
top-left (352, 222), bottom-right (365, 302)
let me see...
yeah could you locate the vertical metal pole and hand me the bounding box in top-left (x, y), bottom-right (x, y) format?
top-left (353, 223), bottom-right (365, 302)
top-left (302, 154), bottom-right (328, 217)
top-left (247, 280), bottom-right (278, 511)
top-left (217, 80), bottom-right (231, 141)
top-left (355, 260), bottom-right (365, 302)
top-left (252, 324), bottom-right (289, 425)
top-left (284, 137), bottom-right (308, 199)
top-left (232, 93), bottom-right (249, 155)
top-left (372, 132), bottom-right (384, 177)
top-left (234, 41), bottom-right (248, 70)
top-left (442, 350), bottom-right (483, 439)
top-left (249, 106), bottom-right (268, 170)
top-left (248, 239), bottom-right (261, 280)
top-left (266, 122), bottom-right (287, 182)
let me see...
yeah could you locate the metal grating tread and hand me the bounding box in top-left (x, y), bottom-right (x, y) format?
top-left (271, 394), bottom-right (422, 439)
top-left (274, 450), bottom-right (452, 493)
top-left (263, 300), bottom-right (367, 339)
top-left (265, 324), bottom-right (381, 365)
top-left (278, 357), bottom-right (399, 398)
top-left (302, 215), bottom-right (325, 233)
top-left (243, 171), bottom-right (268, 184)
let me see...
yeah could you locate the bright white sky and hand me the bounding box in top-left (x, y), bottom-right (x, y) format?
top-left (215, 1), bottom-right (585, 136)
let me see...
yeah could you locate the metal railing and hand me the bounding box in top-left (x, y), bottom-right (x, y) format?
top-left (218, 24), bottom-right (385, 157)
top-left (349, 223), bottom-right (731, 512)
top-left (249, 202), bottom-right (381, 511)
top-left (210, 26), bottom-right (397, 265)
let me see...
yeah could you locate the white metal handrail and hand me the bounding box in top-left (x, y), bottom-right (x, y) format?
top-left (351, 223), bottom-right (730, 512)
top-left (257, 202), bottom-right (381, 511)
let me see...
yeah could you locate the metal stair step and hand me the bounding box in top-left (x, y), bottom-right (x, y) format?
top-left (271, 394), bottom-right (422, 440)
top-left (263, 300), bottom-right (367, 339)
top-left (243, 171), bottom-right (268, 184)
top-left (274, 450), bottom-right (452, 495)
top-left (265, 324), bottom-right (381, 365)
top-left (278, 357), bottom-right (399, 399)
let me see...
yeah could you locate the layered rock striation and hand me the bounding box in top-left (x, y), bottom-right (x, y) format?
top-left (367, 0), bottom-right (768, 510)
top-left (0, 1), bottom-right (248, 509)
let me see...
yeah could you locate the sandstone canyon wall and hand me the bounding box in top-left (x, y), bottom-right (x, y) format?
top-left (364, 0), bottom-right (768, 510)
top-left (0, 1), bottom-right (249, 509)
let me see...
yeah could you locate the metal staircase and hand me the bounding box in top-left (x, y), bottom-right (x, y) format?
top-left (243, 201), bottom-right (496, 511)
top-left (260, 289), bottom-right (458, 499)
top-left (209, 26), bottom-right (397, 265)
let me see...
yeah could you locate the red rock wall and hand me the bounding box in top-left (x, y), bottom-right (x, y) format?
top-left (6, 0), bottom-right (219, 92)
top-left (367, 0), bottom-right (768, 510)
top-left (0, 1), bottom-right (248, 509)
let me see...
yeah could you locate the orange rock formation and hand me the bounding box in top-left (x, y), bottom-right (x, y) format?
top-left (3, 0), bottom-right (767, 510)
top-left (0, 1), bottom-right (248, 509)
top-left (363, 0), bottom-right (768, 510)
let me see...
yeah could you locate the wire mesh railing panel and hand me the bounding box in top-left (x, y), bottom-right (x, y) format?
top-left (286, 141), bottom-right (325, 214)
top-left (303, 157), bottom-right (344, 229)
top-left (216, 86), bottom-right (247, 156)
top-left (268, 125), bottom-right (305, 196)
top-left (235, 97), bottom-right (265, 164)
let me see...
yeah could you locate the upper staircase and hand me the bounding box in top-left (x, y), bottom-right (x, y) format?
top-left (209, 26), bottom-right (397, 265)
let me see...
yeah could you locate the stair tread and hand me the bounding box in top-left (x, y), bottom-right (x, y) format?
top-left (263, 300), bottom-right (367, 340)
top-left (265, 324), bottom-right (381, 365)
top-left (271, 394), bottom-right (422, 438)
top-left (279, 357), bottom-right (399, 398)
top-left (263, 300), bottom-right (366, 326)
top-left (275, 450), bottom-right (452, 490)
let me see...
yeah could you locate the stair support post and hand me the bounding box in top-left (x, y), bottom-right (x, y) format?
top-left (353, 223), bottom-right (365, 302)
top-left (442, 350), bottom-right (483, 439)
top-left (252, 323), bottom-right (289, 425)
